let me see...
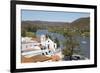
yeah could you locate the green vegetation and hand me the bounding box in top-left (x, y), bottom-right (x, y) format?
top-left (21, 17), bottom-right (90, 38)
top-left (21, 31), bottom-right (36, 38)
top-left (26, 32), bottom-right (36, 37)
top-left (21, 30), bottom-right (26, 37)
top-left (62, 30), bottom-right (80, 60)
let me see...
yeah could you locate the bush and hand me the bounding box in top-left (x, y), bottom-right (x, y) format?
top-left (26, 32), bottom-right (36, 37)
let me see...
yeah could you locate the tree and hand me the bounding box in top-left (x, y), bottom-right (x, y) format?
top-left (63, 30), bottom-right (80, 60)
top-left (21, 30), bottom-right (26, 37)
top-left (25, 32), bottom-right (36, 37)
top-left (27, 26), bottom-right (32, 32)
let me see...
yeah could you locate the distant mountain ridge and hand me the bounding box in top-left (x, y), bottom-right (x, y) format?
top-left (71, 17), bottom-right (90, 30)
top-left (21, 20), bottom-right (69, 26)
top-left (21, 17), bottom-right (90, 30)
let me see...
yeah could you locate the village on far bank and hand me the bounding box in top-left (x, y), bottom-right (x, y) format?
top-left (21, 30), bottom-right (64, 63)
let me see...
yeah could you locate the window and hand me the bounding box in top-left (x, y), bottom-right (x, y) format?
top-left (45, 52), bottom-right (48, 55)
top-left (48, 45), bottom-right (49, 49)
top-left (41, 48), bottom-right (43, 50)
top-left (54, 45), bottom-right (55, 48)
top-left (49, 50), bottom-right (50, 53)
top-left (42, 53), bottom-right (44, 55)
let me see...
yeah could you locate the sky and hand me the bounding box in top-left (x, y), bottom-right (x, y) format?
top-left (21, 10), bottom-right (90, 23)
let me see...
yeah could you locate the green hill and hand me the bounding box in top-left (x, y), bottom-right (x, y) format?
top-left (71, 17), bottom-right (90, 30)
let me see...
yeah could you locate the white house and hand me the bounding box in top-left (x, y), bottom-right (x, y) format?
top-left (40, 35), bottom-right (57, 50)
top-left (21, 37), bottom-right (40, 51)
top-left (45, 38), bottom-right (57, 52)
top-left (39, 35), bottom-right (57, 56)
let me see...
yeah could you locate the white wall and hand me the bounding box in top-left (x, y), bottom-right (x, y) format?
top-left (0, 0), bottom-right (99, 73)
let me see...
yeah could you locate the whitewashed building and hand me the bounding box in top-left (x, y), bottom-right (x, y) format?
top-left (21, 37), bottom-right (40, 51)
top-left (40, 35), bottom-right (57, 51)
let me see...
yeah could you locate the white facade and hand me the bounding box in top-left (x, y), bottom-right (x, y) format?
top-left (22, 37), bottom-right (32, 42)
top-left (45, 38), bottom-right (57, 51)
top-left (21, 37), bottom-right (40, 51)
top-left (39, 35), bottom-right (57, 56)
top-left (40, 35), bottom-right (57, 50)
